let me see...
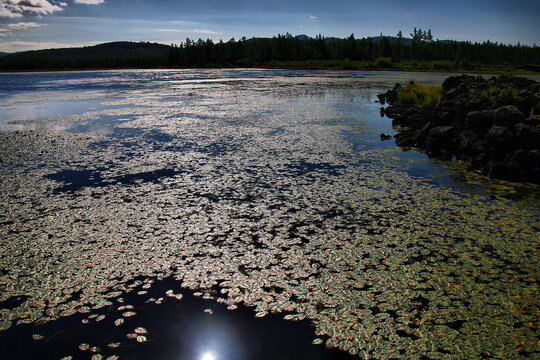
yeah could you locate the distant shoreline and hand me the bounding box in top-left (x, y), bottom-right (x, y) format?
top-left (2, 37), bottom-right (539, 74)
top-left (1, 62), bottom-right (538, 75)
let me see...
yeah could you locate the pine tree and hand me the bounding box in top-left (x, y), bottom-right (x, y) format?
top-left (426, 29), bottom-right (433, 42)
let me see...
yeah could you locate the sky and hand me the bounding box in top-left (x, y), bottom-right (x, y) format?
top-left (0, 0), bottom-right (539, 53)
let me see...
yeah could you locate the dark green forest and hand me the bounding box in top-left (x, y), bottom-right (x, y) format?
top-left (1, 33), bottom-right (539, 73)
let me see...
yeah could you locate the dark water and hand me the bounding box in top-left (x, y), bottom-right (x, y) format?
top-left (0, 278), bottom-right (357, 360)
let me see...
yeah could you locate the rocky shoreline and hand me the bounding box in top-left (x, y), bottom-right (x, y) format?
top-left (378, 75), bottom-right (540, 184)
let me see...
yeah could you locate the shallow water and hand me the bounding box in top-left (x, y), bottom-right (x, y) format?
top-left (0, 69), bottom-right (539, 359)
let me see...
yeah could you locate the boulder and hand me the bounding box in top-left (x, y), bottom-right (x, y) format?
top-left (394, 130), bottom-right (415, 147)
top-left (377, 83), bottom-right (401, 105)
top-left (484, 125), bottom-right (515, 155)
top-left (526, 114), bottom-right (540, 126)
top-left (424, 126), bottom-right (455, 159)
top-left (456, 130), bottom-right (482, 156)
top-left (466, 110), bottom-right (495, 134)
top-left (442, 74), bottom-right (468, 92)
top-left (494, 105), bottom-right (524, 126)
top-left (514, 123), bottom-right (538, 149)
top-left (506, 150), bottom-right (540, 183)
top-left (412, 122), bottom-right (433, 147)
top-left (487, 161), bottom-right (514, 180)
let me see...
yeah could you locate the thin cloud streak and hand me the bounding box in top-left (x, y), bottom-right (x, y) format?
top-left (8, 22), bottom-right (42, 30)
top-left (156, 28), bottom-right (219, 35)
top-left (0, 40), bottom-right (100, 53)
top-left (73, 0), bottom-right (105, 4)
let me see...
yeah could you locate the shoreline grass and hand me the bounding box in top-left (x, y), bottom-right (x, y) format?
top-left (396, 82), bottom-right (443, 107)
top-left (263, 58), bottom-right (540, 75)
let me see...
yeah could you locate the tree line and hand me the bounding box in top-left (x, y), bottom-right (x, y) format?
top-left (168, 33), bottom-right (539, 69)
top-left (0, 32), bottom-right (538, 71)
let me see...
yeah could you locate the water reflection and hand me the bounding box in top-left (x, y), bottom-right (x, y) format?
top-left (180, 311), bottom-right (245, 360)
top-left (201, 352), bottom-right (216, 360)
top-left (0, 277), bottom-right (357, 359)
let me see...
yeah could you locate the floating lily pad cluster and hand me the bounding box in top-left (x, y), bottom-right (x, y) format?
top-left (0, 70), bottom-right (538, 359)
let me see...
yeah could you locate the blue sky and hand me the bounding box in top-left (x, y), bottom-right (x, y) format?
top-left (0, 0), bottom-right (539, 52)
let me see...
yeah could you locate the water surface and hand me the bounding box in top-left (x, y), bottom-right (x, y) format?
top-left (0, 69), bottom-right (538, 359)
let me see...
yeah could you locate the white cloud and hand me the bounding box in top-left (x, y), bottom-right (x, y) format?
top-left (0, 21), bottom-right (41, 37)
top-left (0, 7), bottom-right (23, 18)
top-left (73, 0), bottom-right (104, 4)
top-left (8, 21), bottom-right (41, 30)
top-left (310, 15), bottom-right (317, 19)
top-left (0, 0), bottom-right (66, 18)
top-left (156, 28), bottom-right (219, 35)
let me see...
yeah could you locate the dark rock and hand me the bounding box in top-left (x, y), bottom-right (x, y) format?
top-left (485, 125), bottom-right (512, 143)
top-left (438, 111), bottom-right (452, 122)
top-left (394, 130), bottom-right (415, 147)
top-left (456, 130), bottom-right (482, 155)
top-left (506, 150), bottom-right (540, 183)
top-left (526, 114), bottom-right (540, 126)
top-left (466, 110), bottom-right (495, 134)
top-left (487, 161), bottom-right (513, 180)
top-left (391, 116), bottom-right (407, 127)
top-left (493, 105), bottom-right (524, 126)
top-left (486, 150), bottom-right (540, 182)
top-left (442, 75), bottom-right (467, 92)
top-left (514, 123), bottom-right (538, 149)
top-left (515, 93), bottom-right (538, 116)
top-left (424, 126), bottom-right (455, 159)
top-left (412, 122), bottom-right (433, 147)
top-left (380, 133), bottom-right (392, 141)
top-left (377, 74), bottom-right (540, 183)
top-left (384, 104), bottom-right (409, 119)
top-left (377, 83), bottom-right (401, 105)
top-left (484, 125), bottom-right (516, 157)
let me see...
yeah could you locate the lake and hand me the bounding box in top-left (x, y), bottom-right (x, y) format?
top-left (0, 69), bottom-right (539, 359)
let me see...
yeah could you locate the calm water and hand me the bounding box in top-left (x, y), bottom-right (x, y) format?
top-left (0, 69), bottom-right (538, 359)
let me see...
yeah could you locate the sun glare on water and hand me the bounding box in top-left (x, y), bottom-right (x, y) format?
top-left (200, 351), bottom-right (216, 360)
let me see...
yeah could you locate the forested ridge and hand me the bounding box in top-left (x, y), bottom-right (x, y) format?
top-left (1, 32), bottom-right (539, 72)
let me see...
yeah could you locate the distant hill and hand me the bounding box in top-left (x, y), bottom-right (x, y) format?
top-left (0, 52), bottom-right (9, 56)
top-left (17, 41), bottom-right (171, 59)
top-left (294, 34), bottom-right (454, 45)
top-left (0, 41), bottom-right (171, 70)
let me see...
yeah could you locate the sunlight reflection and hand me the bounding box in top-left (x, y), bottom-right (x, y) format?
top-left (200, 351), bottom-right (216, 360)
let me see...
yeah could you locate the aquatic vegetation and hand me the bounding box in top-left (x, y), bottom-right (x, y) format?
top-left (396, 81), bottom-right (442, 107)
top-left (136, 335), bottom-right (147, 343)
top-left (0, 70), bottom-right (538, 359)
